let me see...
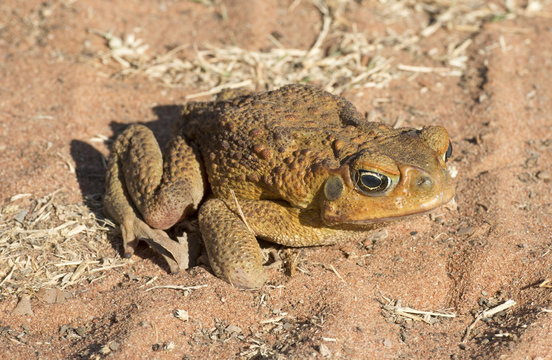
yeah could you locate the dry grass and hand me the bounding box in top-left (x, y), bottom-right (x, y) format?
top-left (92, 0), bottom-right (551, 96)
top-left (0, 191), bottom-right (129, 298)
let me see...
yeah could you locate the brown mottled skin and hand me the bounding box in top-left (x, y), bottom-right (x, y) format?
top-left (104, 84), bottom-right (455, 289)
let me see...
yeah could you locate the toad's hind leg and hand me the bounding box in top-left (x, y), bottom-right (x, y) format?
top-left (198, 199), bottom-right (267, 289)
top-left (104, 124), bottom-right (204, 272)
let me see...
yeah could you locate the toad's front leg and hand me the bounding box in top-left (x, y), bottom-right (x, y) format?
top-left (104, 124), bottom-right (205, 272)
top-left (198, 198), bottom-right (365, 288)
top-left (198, 199), bottom-right (267, 289)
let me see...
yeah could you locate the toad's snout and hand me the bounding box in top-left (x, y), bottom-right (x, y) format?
top-left (397, 164), bottom-right (454, 211)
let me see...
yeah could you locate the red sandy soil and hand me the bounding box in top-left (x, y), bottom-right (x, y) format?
top-left (1, 1), bottom-right (551, 359)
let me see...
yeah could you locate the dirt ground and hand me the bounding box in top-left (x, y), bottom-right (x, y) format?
top-left (1, 0), bottom-right (551, 359)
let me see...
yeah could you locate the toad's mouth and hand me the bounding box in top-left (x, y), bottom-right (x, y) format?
top-left (323, 185), bottom-right (455, 226)
top-left (338, 198), bottom-right (454, 225)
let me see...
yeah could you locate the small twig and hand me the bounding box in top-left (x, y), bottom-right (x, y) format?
top-left (382, 297), bottom-right (456, 324)
top-left (462, 318), bottom-right (480, 343)
top-left (451, 38), bottom-right (472, 58)
top-left (229, 189), bottom-right (253, 233)
top-left (69, 260), bottom-right (90, 282)
top-left (329, 264), bottom-right (346, 284)
top-left (481, 299), bottom-right (516, 318)
top-left (0, 266), bottom-right (15, 286)
top-left (462, 300), bottom-right (516, 343)
top-left (185, 80), bottom-right (253, 100)
top-left (396, 307), bottom-right (456, 318)
top-left (57, 152), bottom-right (75, 174)
top-left (393, 310), bottom-right (426, 322)
top-left (145, 276), bottom-right (158, 285)
top-left (288, 0), bottom-right (302, 11)
top-left (260, 316), bottom-right (286, 324)
top-left (10, 194), bottom-right (31, 202)
top-left (54, 260), bottom-right (100, 267)
top-left (393, 115), bottom-right (404, 129)
top-left (88, 263), bottom-right (128, 274)
top-left (306, 0), bottom-right (332, 60)
top-left (257, 293), bottom-right (266, 308)
top-left (145, 284), bottom-right (207, 292)
top-left (397, 64), bottom-right (452, 74)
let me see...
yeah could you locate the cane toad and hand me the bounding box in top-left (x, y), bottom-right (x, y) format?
top-left (104, 84), bottom-right (454, 289)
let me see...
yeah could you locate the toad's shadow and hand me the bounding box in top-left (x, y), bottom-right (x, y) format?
top-left (70, 105), bottom-right (186, 272)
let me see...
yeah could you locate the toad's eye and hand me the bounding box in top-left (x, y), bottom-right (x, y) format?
top-left (443, 140), bottom-right (453, 162)
top-left (353, 170), bottom-right (392, 195)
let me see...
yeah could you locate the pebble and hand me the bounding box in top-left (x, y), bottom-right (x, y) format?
top-left (318, 343), bottom-right (331, 357)
top-left (36, 288), bottom-right (72, 304)
top-left (75, 326), bottom-right (88, 337)
top-left (174, 309), bottom-right (189, 322)
top-left (517, 172), bottom-right (532, 183)
top-left (399, 330), bottom-right (408, 343)
top-left (14, 209), bottom-right (28, 223)
top-left (12, 295), bottom-right (33, 316)
top-left (536, 170), bottom-right (550, 183)
top-left (225, 324), bottom-right (242, 334)
top-left (370, 229), bottom-right (389, 242)
top-left (456, 226), bottom-right (475, 237)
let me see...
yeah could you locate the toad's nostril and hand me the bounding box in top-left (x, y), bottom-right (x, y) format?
top-left (416, 176), bottom-right (433, 188)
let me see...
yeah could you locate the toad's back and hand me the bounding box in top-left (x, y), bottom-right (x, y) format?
top-left (180, 84), bottom-right (364, 204)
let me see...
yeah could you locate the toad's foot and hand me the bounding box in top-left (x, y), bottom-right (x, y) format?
top-left (104, 124), bottom-right (204, 273)
top-left (120, 214), bottom-right (190, 273)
